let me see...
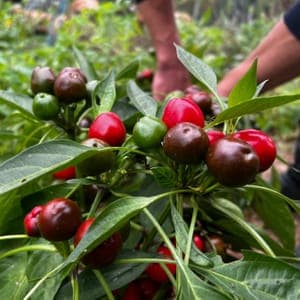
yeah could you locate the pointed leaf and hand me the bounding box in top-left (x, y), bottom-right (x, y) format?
top-left (73, 46), bottom-right (98, 81)
top-left (175, 44), bottom-right (218, 96)
top-left (95, 70), bottom-right (116, 114)
top-left (207, 94), bottom-right (300, 127)
top-left (170, 204), bottom-right (213, 267)
top-left (0, 139), bottom-right (109, 196)
top-left (245, 184), bottom-right (300, 216)
top-left (212, 198), bottom-right (274, 256)
top-left (127, 80), bottom-right (157, 116)
top-left (202, 251), bottom-right (300, 300)
top-left (0, 90), bottom-right (36, 119)
top-left (0, 254), bottom-right (29, 299)
top-left (253, 188), bottom-right (295, 251)
top-left (116, 59), bottom-right (139, 80)
top-left (178, 265), bottom-right (231, 300)
top-left (228, 59), bottom-right (257, 107)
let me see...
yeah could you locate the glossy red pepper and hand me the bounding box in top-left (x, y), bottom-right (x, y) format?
top-left (24, 205), bottom-right (43, 237)
top-left (162, 98), bottom-right (205, 129)
top-left (145, 245), bottom-right (176, 283)
top-left (74, 218), bottom-right (123, 268)
top-left (232, 129), bottom-right (277, 172)
top-left (88, 112), bottom-right (126, 146)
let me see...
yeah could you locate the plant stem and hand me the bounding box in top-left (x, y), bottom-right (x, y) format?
top-left (184, 198), bottom-right (198, 265)
top-left (142, 201), bottom-right (171, 250)
top-left (0, 244), bottom-right (56, 260)
top-left (71, 268), bottom-right (80, 300)
top-left (93, 269), bottom-right (115, 300)
top-left (87, 188), bottom-right (104, 219)
top-left (24, 263), bottom-right (64, 300)
top-left (65, 182), bottom-right (82, 199)
top-left (143, 209), bottom-right (177, 258)
top-left (116, 258), bottom-right (176, 264)
top-left (212, 199), bottom-right (275, 257)
top-left (160, 263), bottom-right (177, 287)
top-left (0, 234), bottom-right (29, 240)
top-left (143, 208), bottom-right (177, 285)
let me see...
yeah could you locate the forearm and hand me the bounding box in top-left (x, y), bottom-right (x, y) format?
top-left (136, 0), bottom-right (190, 99)
top-left (218, 20), bottom-right (300, 97)
top-left (136, 0), bottom-right (181, 65)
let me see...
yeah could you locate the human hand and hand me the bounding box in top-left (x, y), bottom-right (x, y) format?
top-left (152, 63), bottom-right (191, 100)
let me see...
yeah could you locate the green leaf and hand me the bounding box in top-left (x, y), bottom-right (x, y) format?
top-left (0, 90), bottom-right (37, 119)
top-left (202, 251), bottom-right (300, 300)
top-left (0, 191), bottom-right (23, 235)
top-left (207, 94), bottom-right (300, 127)
top-left (211, 198), bottom-right (275, 256)
top-left (170, 204), bottom-right (213, 267)
top-left (26, 249), bottom-right (65, 300)
top-left (228, 59), bottom-right (257, 107)
top-left (253, 188), bottom-right (295, 251)
top-left (95, 70), bottom-right (116, 114)
top-left (151, 166), bottom-right (177, 188)
top-left (72, 46), bottom-right (98, 81)
top-left (116, 59), bottom-right (139, 80)
top-left (56, 249), bottom-right (150, 300)
top-left (127, 80), bottom-right (157, 116)
top-left (60, 194), bottom-right (167, 274)
top-left (0, 254), bottom-right (29, 299)
top-left (212, 198), bottom-right (244, 219)
top-left (0, 139), bottom-right (109, 197)
top-left (21, 182), bottom-right (81, 211)
top-left (175, 44), bottom-right (218, 96)
top-left (178, 265), bottom-right (231, 300)
top-left (245, 184), bottom-right (300, 216)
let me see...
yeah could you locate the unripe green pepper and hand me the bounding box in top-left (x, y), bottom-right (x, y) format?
top-left (32, 92), bottom-right (60, 120)
top-left (133, 116), bottom-right (167, 149)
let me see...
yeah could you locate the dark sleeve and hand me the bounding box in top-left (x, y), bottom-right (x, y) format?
top-left (133, 0), bottom-right (145, 3)
top-left (284, 1), bottom-right (300, 39)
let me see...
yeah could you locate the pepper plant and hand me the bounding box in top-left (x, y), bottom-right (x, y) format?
top-left (0, 46), bottom-right (300, 300)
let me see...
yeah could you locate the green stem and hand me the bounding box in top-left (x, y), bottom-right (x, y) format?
top-left (130, 221), bottom-right (145, 232)
top-left (0, 244), bottom-right (56, 260)
top-left (142, 201), bottom-right (171, 250)
top-left (93, 269), bottom-right (115, 300)
top-left (160, 263), bottom-right (177, 287)
top-left (212, 200), bottom-right (275, 257)
top-left (143, 208), bottom-right (178, 286)
top-left (143, 208), bottom-right (178, 259)
top-left (87, 189), bottom-right (104, 219)
top-left (184, 198), bottom-right (198, 265)
top-left (212, 92), bottom-right (226, 112)
top-left (204, 182), bottom-right (221, 194)
top-left (277, 256), bottom-right (300, 263)
top-left (65, 182), bottom-right (82, 199)
top-left (71, 268), bottom-right (80, 300)
top-left (116, 258), bottom-right (176, 264)
top-left (0, 234), bottom-right (29, 240)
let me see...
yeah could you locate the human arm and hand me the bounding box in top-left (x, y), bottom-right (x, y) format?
top-left (136, 0), bottom-right (191, 100)
top-left (218, 3), bottom-right (300, 97)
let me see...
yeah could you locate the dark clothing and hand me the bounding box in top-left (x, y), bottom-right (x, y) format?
top-left (284, 1), bottom-right (300, 39)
